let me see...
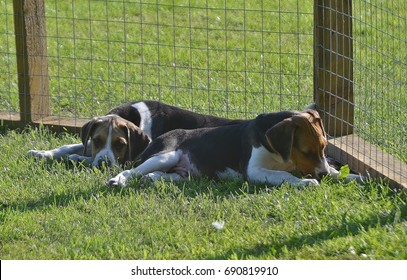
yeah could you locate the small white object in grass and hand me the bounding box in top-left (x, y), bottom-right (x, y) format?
top-left (212, 221), bottom-right (225, 230)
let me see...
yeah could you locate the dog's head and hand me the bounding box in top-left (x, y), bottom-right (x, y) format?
top-left (265, 109), bottom-right (330, 180)
top-left (81, 114), bottom-right (151, 167)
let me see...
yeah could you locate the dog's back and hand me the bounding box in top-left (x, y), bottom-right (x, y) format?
top-left (109, 100), bottom-right (244, 139)
top-left (138, 111), bottom-right (298, 179)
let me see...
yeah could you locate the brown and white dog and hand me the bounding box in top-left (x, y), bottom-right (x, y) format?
top-left (107, 109), bottom-right (364, 187)
top-left (27, 100), bottom-right (242, 167)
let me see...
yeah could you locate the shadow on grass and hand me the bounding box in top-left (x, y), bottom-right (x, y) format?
top-left (206, 198), bottom-right (407, 259)
top-left (0, 182), bottom-right (107, 215)
top-left (0, 173), bottom-right (275, 219)
top-left (0, 159), bottom-right (115, 216)
top-left (123, 175), bottom-right (277, 198)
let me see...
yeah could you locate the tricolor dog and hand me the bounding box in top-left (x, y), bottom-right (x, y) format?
top-left (108, 109), bottom-right (363, 187)
top-left (27, 100), bottom-right (242, 167)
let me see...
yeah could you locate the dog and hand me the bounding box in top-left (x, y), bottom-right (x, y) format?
top-left (27, 100), bottom-right (242, 167)
top-left (107, 109), bottom-right (364, 188)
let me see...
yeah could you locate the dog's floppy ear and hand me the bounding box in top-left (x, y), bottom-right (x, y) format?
top-left (265, 118), bottom-right (296, 162)
top-left (125, 123), bottom-right (151, 162)
top-left (80, 117), bottom-right (100, 156)
top-left (304, 109), bottom-right (327, 138)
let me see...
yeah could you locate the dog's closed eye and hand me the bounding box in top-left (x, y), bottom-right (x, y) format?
top-left (113, 139), bottom-right (127, 150)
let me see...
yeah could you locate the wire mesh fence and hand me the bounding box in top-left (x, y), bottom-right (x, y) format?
top-left (1, 0), bottom-right (315, 122)
top-left (353, 0), bottom-right (406, 163)
top-left (0, 0), bottom-right (406, 186)
top-left (354, 0), bottom-right (406, 186)
top-left (315, 0), bottom-right (406, 187)
top-left (0, 0), bottom-right (18, 119)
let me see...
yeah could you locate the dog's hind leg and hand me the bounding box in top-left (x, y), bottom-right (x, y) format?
top-left (107, 150), bottom-right (183, 187)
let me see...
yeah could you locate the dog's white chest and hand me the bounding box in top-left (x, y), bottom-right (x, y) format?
top-left (247, 146), bottom-right (295, 172)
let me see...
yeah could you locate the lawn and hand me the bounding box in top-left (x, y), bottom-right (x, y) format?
top-left (1, 126), bottom-right (407, 259)
top-left (0, 0), bottom-right (406, 259)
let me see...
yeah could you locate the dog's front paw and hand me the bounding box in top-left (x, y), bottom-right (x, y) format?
top-left (26, 150), bottom-right (53, 161)
top-left (107, 170), bottom-right (132, 187)
top-left (328, 167), bottom-right (367, 185)
top-left (298, 178), bottom-right (319, 188)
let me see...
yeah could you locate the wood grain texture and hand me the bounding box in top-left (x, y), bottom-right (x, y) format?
top-left (13, 0), bottom-right (50, 122)
top-left (327, 134), bottom-right (407, 190)
top-left (314, 0), bottom-right (354, 137)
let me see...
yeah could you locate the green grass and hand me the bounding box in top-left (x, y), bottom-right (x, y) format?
top-left (1, 127), bottom-right (407, 259)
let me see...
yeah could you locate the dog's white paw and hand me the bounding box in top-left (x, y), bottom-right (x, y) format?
top-left (298, 178), bottom-right (319, 188)
top-left (26, 150), bottom-right (53, 160)
top-left (328, 167), bottom-right (367, 185)
top-left (107, 170), bottom-right (132, 187)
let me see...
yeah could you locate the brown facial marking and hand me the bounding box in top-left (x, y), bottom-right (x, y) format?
top-left (290, 110), bottom-right (327, 178)
top-left (91, 123), bottom-right (123, 162)
top-left (265, 118), bottom-right (295, 162)
top-left (81, 115), bottom-right (148, 166)
top-left (81, 117), bottom-right (106, 157)
top-left (125, 122), bottom-right (151, 163)
top-left (265, 110), bottom-right (327, 178)
top-left (110, 122), bottom-right (130, 164)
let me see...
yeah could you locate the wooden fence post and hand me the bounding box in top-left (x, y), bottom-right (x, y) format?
top-left (13, 0), bottom-right (50, 123)
top-left (314, 0), bottom-right (353, 137)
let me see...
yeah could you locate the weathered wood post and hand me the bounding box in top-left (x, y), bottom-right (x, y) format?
top-left (314, 0), bottom-right (353, 137)
top-left (13, 0), bottom-right (50, 123)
